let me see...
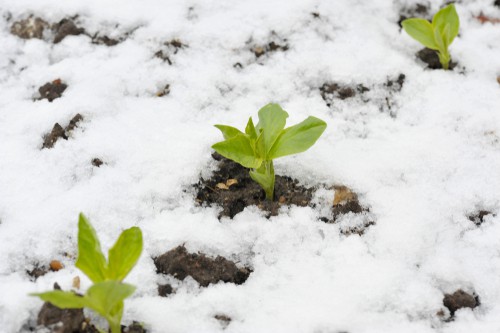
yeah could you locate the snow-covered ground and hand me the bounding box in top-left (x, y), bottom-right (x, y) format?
top-left (1, 0), bottom-right (500, 332)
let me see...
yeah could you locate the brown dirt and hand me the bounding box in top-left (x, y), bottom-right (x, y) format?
top-left (320, 82), bottom-right (369, 107)
top-left (320, 185), bottom-right (375, 236)
top-left (154, 39), bottom-right (187, 65)
top-left (416, 48), bottom-right (457, 70)
top-left (195, 153), bottom-right (315, 219)
top-left (250, 32), bottom-right (288, 58)
top-left (153, 245), bottom-right (251, 287)
top-left (91, 158), bottom-right (104, 167)
top-left (27, 264), bottom-right (49, 280)
top-left (468, 210), bottom-right (494, 226)
top-left (214, 314), bottom-right (231, 329)
top-left (52, 18), bottom-right (85, 44)
top-left (37, 283), bottom-right (87, 333)
top-left (443, 289), bottom-right (479, 316)
top-left (10, 16), bottom-right (48, 39)
top-left (38, 79), bottom-right (68, 102)
top-left (157, 284), bottom-right (174, 297)
top-left (42, 114), bottom-right (83, 149)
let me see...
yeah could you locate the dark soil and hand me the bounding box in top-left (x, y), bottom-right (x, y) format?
top-left (153, 245), bottom-right (251, 287)
top-left (92, 35), bottom-right (120, 46)
top-left (443, 289), bottom-right (479, 316)
top-left (496, 0), bottom-right (500, 8)
top-left (37, 283), bottom-right (88, 333)
top-left (397, 3), bottom-right (430, 28)
top-left (10, 16), bottom-right (48, 39)
top-left (468, 210), bottom-right (494, 226)
top-left (416, 48), bottom-right (457, 70)
top-left (195, 153), bottom-right (315, 219)
top-left (320, 82), bottom-right (369, 107)
top-left (385, 74), bottom-right (406, 93)
top-left (27, 265), bottom-right (49, 280)
top-left (42, 114), bottom-right (83, 149)
top-left (154, 39), bottom-right (187, 65)
top-left (320, 185), bottom-right (374, 236)
top-left (123, 322), bottom-right (146, 333)
top-left (214, 314), bottom-right (231, 329)
top-left (250, 32), bottom-right (288, 58)
top-left (91, 158), bottom-right (104, 167)
top-left (158, 283), bottom-right (174, 297)
top-left (52, 18), bottom-right (85, 44)
top-left (38, 79), bottom-right (67, 102)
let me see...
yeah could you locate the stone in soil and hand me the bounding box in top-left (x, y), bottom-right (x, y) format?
top-left (443, 289), bottom-right (479, 316)
top-left (154, 245), bottom-right (251, 287)
top-left (10, 16), bottom-right (48, 39)
top-left (416, 48), bottom-right (457, 70)
top-left (38, 79), bottom-right (68, 102)
top-left (468, 210), bottom-right (493, 226)
top-left (52, 18), bottom-right (85, 44)
top-left (42, 114), bottom-right (84, 149)
top-left (195, 153), bottom-right (315, 219)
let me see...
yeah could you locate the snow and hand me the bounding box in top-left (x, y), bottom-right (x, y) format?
top-left (0, 0), bottom-right (500, 332)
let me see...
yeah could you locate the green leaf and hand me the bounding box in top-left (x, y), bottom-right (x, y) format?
top-left (85, 281), bottom-right (135, 319)
top-left (75, 213), bottom-right (108, 283)
top-left (432, 4), bottom-right (459, 46)
top-left (212, 134), bottom-right (262, 169)
top-left (402, 18), bottom-right (439, 50)
top-left (268, 116), bottom-right (327, 159)
top-left (214, 125), bottom-right (243, 140)
top-left (31, 290), bottom-right (87, 309)
top-left (245, 117), bottom-right (257, 140)
top-left (107, 227), bottom-right (143, 281)
top-left (433, 26), bottom-right (446, 52)
top-left (256, 104), bottom-right (288, 155)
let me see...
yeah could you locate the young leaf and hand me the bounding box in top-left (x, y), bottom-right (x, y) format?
top-left (75, 213), bottom-right (108, 283)
top-left (432, 4), bottom-right (459, 45)
top-left (256, 104), bottom-right (288, 155)
top-left (214, 125), bottom-right (243, 140)
top-left (212, 134), bottom-right (262, 169)
top-left (268, 116), bottom-right (327, 159)
top-left (245, 117), bottom-right (257, 140)
top-left (31, 290), bottom-right (87, 309)
top-left (107, 227), bottom-right (143, 281)
top-left (85, 281), bottom-right (136, 318)
top-left (249, 161), bottom-right (275, 200)
top-left (402, 18), bottom-right (439, 50)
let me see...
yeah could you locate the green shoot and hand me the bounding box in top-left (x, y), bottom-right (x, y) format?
top-left (212, 103), bottom-right (327, 200)
top-left (31, 213), bottom-right (143, 333)
top-left (402, 4), bottom-right (459, 70)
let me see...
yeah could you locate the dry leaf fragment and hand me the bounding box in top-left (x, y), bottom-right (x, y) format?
top-left (216, 183), bottom-right (229, 190)
top-left (72, 276), bottom-right (80, 289)
top-left (226, 179), bottom-right (238, 187)
top-left (333, 185), bottom-right (357, 205)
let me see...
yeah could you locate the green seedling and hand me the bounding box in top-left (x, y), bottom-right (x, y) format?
top-left (31, 213), bottom-right (143, 333)
top-left (212, 103), bottom-right (327, 200)
top-left (402, 3), bottom-right (459, 70)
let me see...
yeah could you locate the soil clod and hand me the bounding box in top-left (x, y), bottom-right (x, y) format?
top-left (468, 210), bottom-right (493, 226)
top-left (214, 314), bottom-right (231, 329)
top-left (154, 245), bottom-right (251, 287)
top-left (38, 79), bottom-right (68, 102)
top-left (320, 82), bottom-right (369, 107)
top-left (27, 265), bottom-right (49, 280)
top-left (91, 158), bottom-right (104, 167)
top-left (52, 18), bottom-right (85, 44)
top-left (42, 114), bottom-right (83, 149)
top-left (195, 153), bottom-right (314, 218)
top-left (158, 284), bottom-right (174, 297)
top-left (416, 48), bottom-right (456, 70)
top-left (37, 283), bottom-right (86, 333)
top-left (123, 321), bottom-right (146, 333)
top-left (10, 16), bottom-right (48, 39)
top-left (443, 289), bottom-right (479, 316)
